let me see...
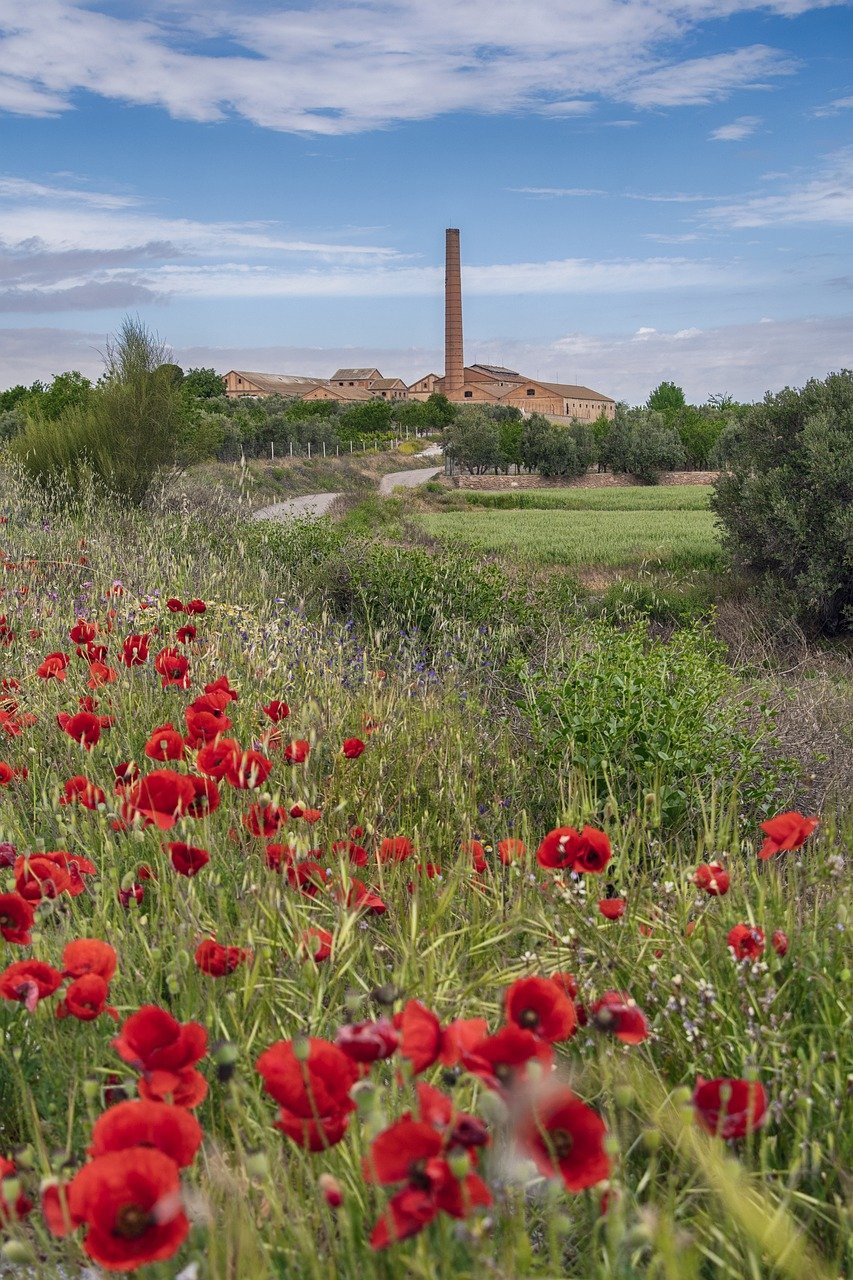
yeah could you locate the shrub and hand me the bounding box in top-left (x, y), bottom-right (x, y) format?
top-left (711, 370), bottom-right (853, 634)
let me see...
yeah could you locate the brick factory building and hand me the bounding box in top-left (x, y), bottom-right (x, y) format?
top-left (222, 229), bottom-right (616, 421)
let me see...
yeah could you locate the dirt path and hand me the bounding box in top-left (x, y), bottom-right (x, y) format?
top-left (252, 453), bottom-right (443, 522)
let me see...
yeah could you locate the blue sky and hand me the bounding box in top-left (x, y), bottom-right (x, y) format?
top-left (0, 0), bottom-right (851, 402)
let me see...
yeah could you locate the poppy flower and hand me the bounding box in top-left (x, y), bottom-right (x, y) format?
top-left (341, 737), bottom-right (365, 759)
top-left (331, 838), bottom-right (368, 866)
top-left (319, 1173), bottom-right (343, 1208)
top-left (60, 711), bottom-right (101, 750)
top-left (264, 843), bottom-right (297, 872)
top-left (185, 774), bottom-right (220, 819)
top-left (112, 1006), bottom-right (208, 1107)
top-left (194, 938), bottom-right (250, 976)
top-left (335, 878), bottom-right (387, 914)
top-left (62, 939), bottom-right (117, 982)
top-left (122, 770), bottom-right (197, 830)
top-left (196, 738), bottom-right (241, 781)
top-left (398, 1000), bottom-right (489, 1074)
top-left (243, 802), bottom-right (285, 838)
top-left (0, 959), bottom-right (63, 1010)
top-left (497, 838), bottom-right (525, 864)
top-left (335, 1018), bottom-right (399, 1063)
top-left (37, 652), bottom-right (70, 680)
top-left (598, 897), bottom-right (626, 920)
top-left (166, 598), bottom-right (185, 612)
top-left (0, 891), bottom-right (34, 945)
top-left (262, 700), bottom-right (290, 722)
top-left (727, 923), bottom-right (765, 962)
top-left (120, 634), bottom-right (150, 667)
top-left (694, 862), bottom-right (730, 896)
top-left (204, 675), bottom-right (237, 702)
top-left (379, 835), bottom-right (414, 863)
top-left (517, 1085), bottom-right (611, 1192)
top-left (154, 647), bottom-right (190, 689)
top-left (465, 840), bottom-right (488, 874)
top-left (365, 1118), bottom-right (491, 1249)
top-left (256, 1037), bottom-right (358, 1151)
top-left (536, 825), bottom-right (612, 874)
top-left (87, 661), bottom-right (117, 688)
top-left (283, 739), bottom-right (310, 765)
top-left (114, 761), bottom-right (140, 789)
top-left (53, 1148), bottom-right (189, 1270)
top-left (184, 705), bottom-right (231, 747)
top-left (0, 761), bottom-right (23, 785)
top-left (301, 926), bottom-right (333, 962)
top-left (88, 1099), bottom-right (203, 1169)
top-left (70, 620), bottom-right (97, 645)
top-left (56, 973), bottom-right (117, 1022)
top-left (185, 599), bottom-right (206, 615)
top-left (590, 991), bottom-right (649, 1044)
top-left (286, 859), bottom-right (326, 896)
top-left (168, 843), bottom-right (209, 877)
top-left (505, 976), bottom-right (577, 1042)
top-left (144, 724), bottom-right (185, 762)
top-left (0, 1155), bottom-right (32, 1222)
top-left (757, 811), bottom-right (819, 861)
top-left (692, 1077), bottom-right (767, 1139)
top-left (463, 1025), bottom-right (554, 1094)
top-left (60, 775), bottom-right (106, 810)
top-left (176, 623), bottom-right (196, 644)
top-left (14, 852), bottom-right (73, 902)
top-left (551, 972), bottom-right (578, 1000)
top-left (771, 929), bottom-right (789, 957)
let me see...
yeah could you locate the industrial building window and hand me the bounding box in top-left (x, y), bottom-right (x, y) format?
top-left (464, 391), bottom-right (473, 398)
top-left (526, 388), bottom-right (535, 396)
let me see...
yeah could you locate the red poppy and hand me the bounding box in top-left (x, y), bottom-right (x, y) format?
top-left (114, 761), bottom-right (140, 789)
top-left (37, 651), bottom-right (70, 680)
top-left (70, 620), bottom-right (97, 645)
top-left (335, 877), bottom-right (387, 914)
top-left (184, 705), bottom-right (231, 746)
top-left (185, 598), bottom-right (206, 614)
top-left (283, 739), bottom-right (310, 764)
top-left (398, 1000), bottom-right (489, 1074)
top-left (203, 675), bottom-right (237, 703)
top-left (0, 959), bottom-right (63, 1010)
top-left (168, 842), bottom-right (209, 877)
top-left (264, 843), bottom-right (297, 872)
top-left (598, 897), bottom-right (626, 920)
top-left (0, 761), bottom-right (22, 784)
top-left (771, 929), bottom-right (789, 957)
top-left (56, 973), bottom-right (117, 1022)
top-left (122, 770), bottom-right (197, 830)
top-left (185, 774), bottom-right (220, 820)
top-left (286, 859), bottom-right (326, 896)
top-left (0, 1155), bottom-right (32, 1222)
top-left (301, 926), bottom-right (333, 962)
top-left (727, 923), bottom-right (765, 962)
top-left (335, 1018), bottom-right (399, 1063)
top-left (53, 1148), bottom-right (189, 1270)
top-left (87, 661), bottom-right (117, 688)
top-left (88, 1099), bottom-right (203, 1168)
top-left (332, 838), bottom-right (368, 866)
top-left (497, 837), bottom-right (526, 864)
top-left (62, 939), bottom-right (117, 981)
top-left (517, 1084), bottom-right (611, 1191)
top-left (196, 737), bottom-right (241, 781)
top-left (505, 976), bottom-right (577, 1042)
top-left (194, 938), bottom-right (250, 976)
top-left (590, 991), bottom-right (649, 1044)
top-left (758, 811), bottom-right (819, 861)
top-left (0, 891), bottom-right (34, 945)
top-left (341, 737), bottom-right (365, 759)
top-left (144, 723), bottom-right (185, 762)
top-left (60, 711), bottom-right (101, 749)
top-left (120, 633), bottom-right (150, 667)
top-left (694, 862), bottom-right (730, 896)
top-left (153, 647), bottom-right (190, 689)
top-left (60, 775), bottom-right (106, 810)
top-left (693, 1077), bottom-right (767, 1139)
top-left (166, 598), bottom-right (185, 612)
top-left (176, 623), bottom-right (196, 644)
top-left (229, 749), bottom-right (272, 789)
top-left (113, 1006), bottom-right (208, 1107)
top-left (462, 1025), bottom-right (554, 1094)
top-left (292, 804), bottom-right (322, 823)
top-left (551, 972), bottom-right (578, 1000)
top-left (536, 825), bottom-right (612, 874)
top-left (465, 840), bottom-right (488, 874)
top-left (262, 699), bottom-right (289, 722)
top-left (243, 803), bottom-right (285, 837)
top-left (256, 1037), bottom-right (358, 1150)
top-left (319, 1173), bottom-right (343, 1208)
top-left (14, 852), bottom-right (73, 901)
top-left (379, 835), bottom-right (414, 863)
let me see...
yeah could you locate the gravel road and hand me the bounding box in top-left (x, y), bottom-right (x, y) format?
top-left (252, 456), bottom-right (443, 522)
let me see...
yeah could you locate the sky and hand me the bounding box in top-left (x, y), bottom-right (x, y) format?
top-left (0, 0), bottom-right (851, 404)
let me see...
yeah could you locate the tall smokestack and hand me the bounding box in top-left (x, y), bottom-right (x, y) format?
top-left (444, 227), bottom-right (464, 396)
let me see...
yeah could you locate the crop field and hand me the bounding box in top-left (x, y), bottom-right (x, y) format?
top-left (420, 498), bottom-right (721, 568)
top-left (0, 474), bottom-right (849, 1280)
top-left (455, 484), bottom-right (715, 511)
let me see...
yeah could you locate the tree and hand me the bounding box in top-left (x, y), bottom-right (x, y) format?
top-left (183, 367), bottom-right (223, 399)
top-left (711, 370), bottom-right (853, 634)
top-left (338, 399), bottom-right (393, 434)
top-left (498, 419), bottom-right (523, 471)
top-left (520, 413), bottom-right (552, 472)
top-left (443, 410), bottom-right (502, 473)
top-left (677, 407), bottom-right (724, 470)
top-left (423, 392), bottom-right (457, 428)
top-left (37, 371), bottom-right (93, 420)
top-left (626, 420), bottom-right (686, 483)
top-left (647, 381), bottom-right (686, 423)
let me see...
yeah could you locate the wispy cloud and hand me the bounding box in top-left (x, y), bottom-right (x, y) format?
top-left (510, 187), bottom-right (608, 198)
top-left (0, 1), bottom-right (822, 134)
top-left (709, 115), bottom-right (761, 141)
top-left (812, 93), bottom-right (853, 117)
top-left (709, 146), bottom-right (853, 227)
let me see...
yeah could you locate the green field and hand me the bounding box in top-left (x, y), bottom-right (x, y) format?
top-left (421, 486), bottom-right (721, 568)
top-left (457, 484), bottom-right (714, 511)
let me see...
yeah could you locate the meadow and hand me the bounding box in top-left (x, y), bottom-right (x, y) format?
top-left (0, 470), bottom-right (850, 1280)
top-left (420, 487), bottom-right (721, 568)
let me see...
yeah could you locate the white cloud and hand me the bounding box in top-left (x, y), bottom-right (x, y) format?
top-left (0, 0), bottom-right (827, 134)
top-left (709, 114), bottom-right (761, 140)
top-left (511, 187), bottom-right (608, 197)
top-left (709, 146), bottom-right (853, 226)
top-left (813, 93), bottom-right (853, 117)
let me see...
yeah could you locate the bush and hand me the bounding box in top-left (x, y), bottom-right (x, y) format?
top-left (711, 370), bottom-right (853, 634)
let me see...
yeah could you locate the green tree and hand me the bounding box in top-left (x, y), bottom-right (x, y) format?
top-left (647, 381), bottom-right (687, 424)
top-left (711, 370), bottom-right (853, 634)
top-left (444, 410), bottom-right (502, 473)
top-left (37, 370), bottom-right (93, 420)
top-left (519, 413), bottom-right (552, 472)
top-left (423, 392), bottom-right (457, 428)
top-left (183, 367), bottom-right (224, 399)
top-left (338, 399), bottom-right (393, 434)
top-left (0, 384), bottom-right (32, 412)
top-left (498, 418), bottom-right (523, 471)
top-left (677, 407), bottom-right (723, 469)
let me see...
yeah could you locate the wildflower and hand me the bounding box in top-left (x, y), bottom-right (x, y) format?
top-left (536, 825), bottom-right (612, 874)
top-left (62, 939), bottom-right (117, 982)
top-left (342, 737), bottom-right (365, 759)
top-left (244, 802), bottom-right (286, 837)
top-left (335, 1018), bottom-right (399, 1063)
top-left (771, 929), bottom-right (789, 957)
top-left (598, 897), bottom-right (626, 920)
top-left (301, 927), bottom-right (333, 962)
top-left (168, 843), bottom-right (210, 877)
top-left (196, 737), bottom-right (241, 781)
top-left (122, 770), bottom-right (197, 830)
top-left (185, 774), bottom-right (220, 819)
top-left (497, 837), bottom-right (526, 864)
top-left (694, 862), bottom-right (730, 896)
top-left (144, 724), bottom-right (185, 763)
top-left (87, 661), bottom-right (117, 688)
top-left (727, 923), bottom-right (765, 962)
top-left (465, 839), bottom-right (488, 874)
top-left (0, 1155), bottom-right (32, 1222)
top-left (398, 1000), bottom-right (488, 1074)
top-left (504, 976), bottom-right (577, 1042)
top-left (184, 703), bottom-right (231, 746)
top-left (516, 1084), bottom-right (611, 1192)
top-left (120, 633), bottom-right (150, 667)
top-left (335, 878), bottom-right (387, 914)
top-left (0, 959), bottom-right (63, 1010)
top-left (176, 623), bottom-right (196, 644)
top-left (283, 739), bottom-right (310, 764)
top-left (37, 652), bottom-right (70, 680)
top-left (166, 598), bottom-right (185, 612)
top-left (112, 1005), bottom-right (208, 1108)
top-left (332, 838), bottom-right (368, 866)
top-left (692, 1077), bottom-right (767, 1138)
top-left (194, 938), bottom-right (250, 976)
top-left (89, 1099), bottom-right (203, 1168)
top-left (758, 811), bottom-right (819, 861)
top-left (462, 1025), bottom-right (554, 1094)
top-left (590, 992), bottom-right (649, 1044)
top-left (60, 776), bottom-right (106, 810)
top-left (185, 599), bottom-right (206, 614)
top-left (56, 974), bottom-right (117, 1022)
top-left (70, 620), bottom-right (97, 645)
top-left (154, 647), bottom-right (190, 689)
top-left (319, 1173), bottom-right (343, 1209)
top-left (15, 851), bottom-right (95, 902)
top-left (256, 1037), bottom-right (358, 1151)
top-left (59, 711), bottom-right (101, 749)
top-left (379, 835), bottom-right (414, 863)
top-left (262, 700), bottom-right (289, 722)
top-left (0, 892), bottom-right (35, 945)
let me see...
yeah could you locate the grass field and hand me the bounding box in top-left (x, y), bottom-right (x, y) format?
top-left (454, 485), bottom-right (714, 511)
top-left (421, 492), bottom-right (721, 568)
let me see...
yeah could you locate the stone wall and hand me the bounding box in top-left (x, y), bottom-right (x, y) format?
top-left (441, 470), bottom-right (718, 491)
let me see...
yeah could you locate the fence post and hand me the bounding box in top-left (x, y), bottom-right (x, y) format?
top-left (350, 440), bottom-right (353, 454)
top-left (289, 441), bottom-right (293, 457)
top-left (322, 441), bottom-right (326, 457)
top-left (270, 442), bottom-right (274, 461)
top-left (308, 442), bottom-right (311, 459)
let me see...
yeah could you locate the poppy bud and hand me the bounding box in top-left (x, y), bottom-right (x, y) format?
top-left (370, 982), bottom-right (401, 1008)
top-left (1, 1241), bottom-right (34, 1264)
top-left (291, 1034), bottom-right (310, 1062)
top-left (213, 1040), bottom-right (239, 1082)
top-left (82, 1078), bottom-right (100, 1102)
top-left (319, 1173), bottom-right (343, 1208)
top-left (245, 1150), bottom-right (269, 1180)
top-left (11, 1145), bottom-right (34, 1171)
top-left (641, 1128), bottom-right (661, 1152)
top-left (447, 1149), bottom-right (471, 1180)
top-left (1, 1176), bottom-right (21, 1204)
top-left (614, 1085), bottom-right (634, 1108)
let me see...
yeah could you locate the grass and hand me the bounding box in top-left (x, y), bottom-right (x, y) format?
top-left (420, 506), bottom-right (722, 569)
top-left (452, 484), bottom-right (714, 511)
top-left (0, 470), bottom-right (849, 1280)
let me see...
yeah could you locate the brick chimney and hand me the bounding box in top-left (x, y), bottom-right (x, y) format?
top-left (444, 227), bottom-right (464, 397)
